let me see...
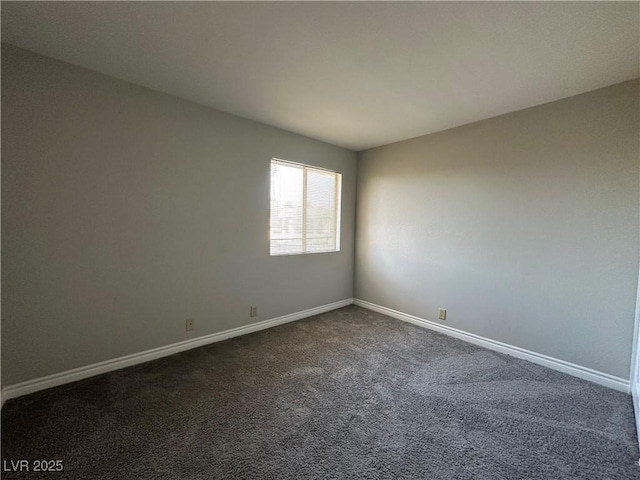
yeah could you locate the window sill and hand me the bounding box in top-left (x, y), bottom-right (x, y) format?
top-left (270, 249), bottom-right (340, 257)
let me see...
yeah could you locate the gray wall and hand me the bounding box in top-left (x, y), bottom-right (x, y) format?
top-left (1, 45), bottom-right (356, 386)
top-left (355, 80), bottom-right (640, 379)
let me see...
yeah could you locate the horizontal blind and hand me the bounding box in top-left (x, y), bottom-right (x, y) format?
top-left (270, 159), bottom-right (341, 255)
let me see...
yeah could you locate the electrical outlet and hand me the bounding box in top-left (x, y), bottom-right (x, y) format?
top-left (250, 306), bottom-right (258, 317)
top-left (438, 308), bottom-right (447, 321)
top-left (186, 318), bottom-right (195, 331)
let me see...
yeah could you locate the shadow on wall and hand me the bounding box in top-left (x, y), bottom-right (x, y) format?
top-left (355, 80), bottom-right (640, 379)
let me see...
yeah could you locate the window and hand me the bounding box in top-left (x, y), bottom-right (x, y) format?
top-left (270, 158), bottom-right (342, 256)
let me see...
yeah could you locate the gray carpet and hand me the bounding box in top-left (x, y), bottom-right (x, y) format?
top-left (2, 306), bottom-right (639, 479)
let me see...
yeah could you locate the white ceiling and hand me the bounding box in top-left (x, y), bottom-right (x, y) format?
top-left (2, 2), bottom-right (639, 151)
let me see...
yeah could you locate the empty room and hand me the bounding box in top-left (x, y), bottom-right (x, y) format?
top-left (1, 2), bottom-right (639, 479)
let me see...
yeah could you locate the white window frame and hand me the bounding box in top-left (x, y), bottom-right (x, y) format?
top-left (270, 158), bottom-right (342, 256)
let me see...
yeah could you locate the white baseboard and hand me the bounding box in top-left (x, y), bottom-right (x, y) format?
top-left (354, 299), bottom-right (630, 393)
top-left (3, 297), bottom-right (629, 405)
top-left (1, 298), bottom-right (354, 404)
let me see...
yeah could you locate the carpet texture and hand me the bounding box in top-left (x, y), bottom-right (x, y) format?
top-left (2, 306), bottom-right (639, 479)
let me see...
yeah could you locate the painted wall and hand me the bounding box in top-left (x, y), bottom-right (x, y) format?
top-left (355, 80), bottom-right (640, 379)
top-left (1, 45), bottom-right (356, 386)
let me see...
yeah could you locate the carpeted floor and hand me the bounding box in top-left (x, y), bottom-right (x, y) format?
top-left (2, 305), bottom-right (639, 479)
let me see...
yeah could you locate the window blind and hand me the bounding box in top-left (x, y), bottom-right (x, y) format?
top-left (270, 159), bottom-right (341, 255)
